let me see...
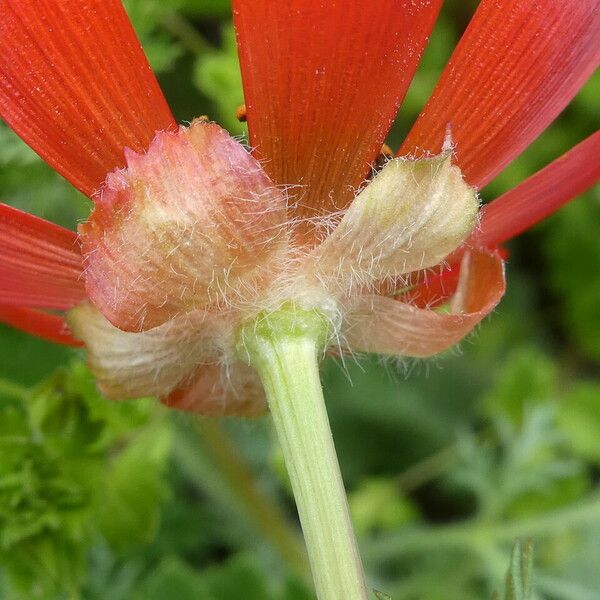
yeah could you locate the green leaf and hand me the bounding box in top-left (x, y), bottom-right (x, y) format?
top-left (349, 478), bottom-right (417, 535)
top-left (202, 554), bottom-right (271, 600)
top-left (497, 539), bottom-right (534, 600)
top-left (557, 383), bottom-right (600, 462)
top-left (482, 347), bottom-right (557, 426)
top-left (175, 0), bottom-right (231, 18)
top-left (0, 362), bottom-right (170, 597)
top-left (137, 557), bottom-right (212, 600)
top-left (123, 0), bottom-right (183, 73)
top-left (0, 326), bottom-right (78, 386)
top-left (97, 420), bottom-right (172, 549)
top-left (544, 197), bottom-right (600, 361)
top-left (193, 23), bottom-right (246, 135)
top-left (0, 122), bottom-right (38, 166)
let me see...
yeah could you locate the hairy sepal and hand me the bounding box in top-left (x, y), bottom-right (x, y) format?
top-left (69, 302), bottom-right (223, 399)
top-left (163, 363), bottom-right (266, 417)
top-left (69, 302), bottom-right (265, 416)
top-left (80, 120), bottom-right (288, 332)
top-left (307, 154), bottom-right (478, 294)
top-left (341, 249), bottom-right (505, 357)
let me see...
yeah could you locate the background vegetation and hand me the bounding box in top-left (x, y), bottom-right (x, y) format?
top-left (0, 1), bottom-right (599, 598)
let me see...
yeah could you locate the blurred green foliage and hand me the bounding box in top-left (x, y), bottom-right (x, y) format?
top-left (1, 0), bottom-right (599, 598)
top-left (0, 363), bottom-right (171, 598)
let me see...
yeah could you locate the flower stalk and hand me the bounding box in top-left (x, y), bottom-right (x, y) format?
top-left (238, 304), bottom-right (368, 600)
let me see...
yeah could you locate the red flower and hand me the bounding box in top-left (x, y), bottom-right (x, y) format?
top-left (0, 0), bottom-right (598, 414)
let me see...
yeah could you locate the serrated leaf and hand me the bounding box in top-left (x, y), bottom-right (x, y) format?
top-left (0, 362), bottom-right (169, 597)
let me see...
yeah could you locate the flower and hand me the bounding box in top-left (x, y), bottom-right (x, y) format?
top-left (0, 0), bottom-right (598, 415)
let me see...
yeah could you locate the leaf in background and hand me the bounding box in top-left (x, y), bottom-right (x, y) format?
top-left (0, 122), bottom-right (38, 166)
top-left (0, 165), bottom-right (87, 232)
top-left (0, 330), bottom-right (77, 390)
top-left (557, 383), bottom-right (600, 463)
top-left (202, 553), bottom-right (270, 600)
top-left (349, 478), bottom-right (417, 535)
top-left (537, 524), bottom-right (600, 600)
top-left (83, 541), bottom-right (146, 600)
top-left (136, 557), bottom-right (212, 600)
top-left (494, 539), bottom-right (534, 600)
top-left (448, 404), bottom-right (586, 520)
top-left (97, 420), bottom-right (172, 550)
top-left (0, 368), bottom-right (99, 596)
top-left (280, 577), bottom-right (314, 600)
top-left (193, 23), bottom-right (246, 135)
top-left (28, 362), bottom-right (156, 455)
top-left (544, 195), bottom-right (600, 361)
top-left (123, 0), bottom-right (183, 73)
top-left (481, 347), bottom-right (558, 426)
top-left (135, 553), bottom-right (313, 600)
top-left (323, 354), bottom-right (483, 485)
top-left (175, 0), bottom-right (232, 18)
top-left (0, 362), bottom-right (171, 598)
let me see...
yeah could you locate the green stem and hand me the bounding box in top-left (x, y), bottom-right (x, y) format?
top-left (238, 305), bottom-right (368, 600)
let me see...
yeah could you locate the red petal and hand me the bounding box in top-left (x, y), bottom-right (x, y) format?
top-left (0, 0), bottom-right (176, 197)
top-left (163, 363), bottom-right (266, 417)
top-left (400, 0), bottom-right (600, 188)
top-left (475, 130), bottom-right (600, 247)
top-left (0, 203), bottom-right (85, 309)
top-left (0, 304), bottom-right (82, 347)
top-left (233, 0), bottom-right (442, 231)
top-left (400, 263), bottom-right (462, 310)
top-left (343, 249), bottom-right (505, 357)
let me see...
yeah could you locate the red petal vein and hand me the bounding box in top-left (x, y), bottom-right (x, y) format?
top-left (0, 304), bottom-right (82, 347)
top-left (0, 0), bottom-right (176, 197)
top-left (0, 203), bottom-right (85, 309)
top-left (400, 0), bottom-right (600, 189)
top-left (475, 130), bottom-right (600, 247)
top-left (233, 0), bottom-right (442, 235)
